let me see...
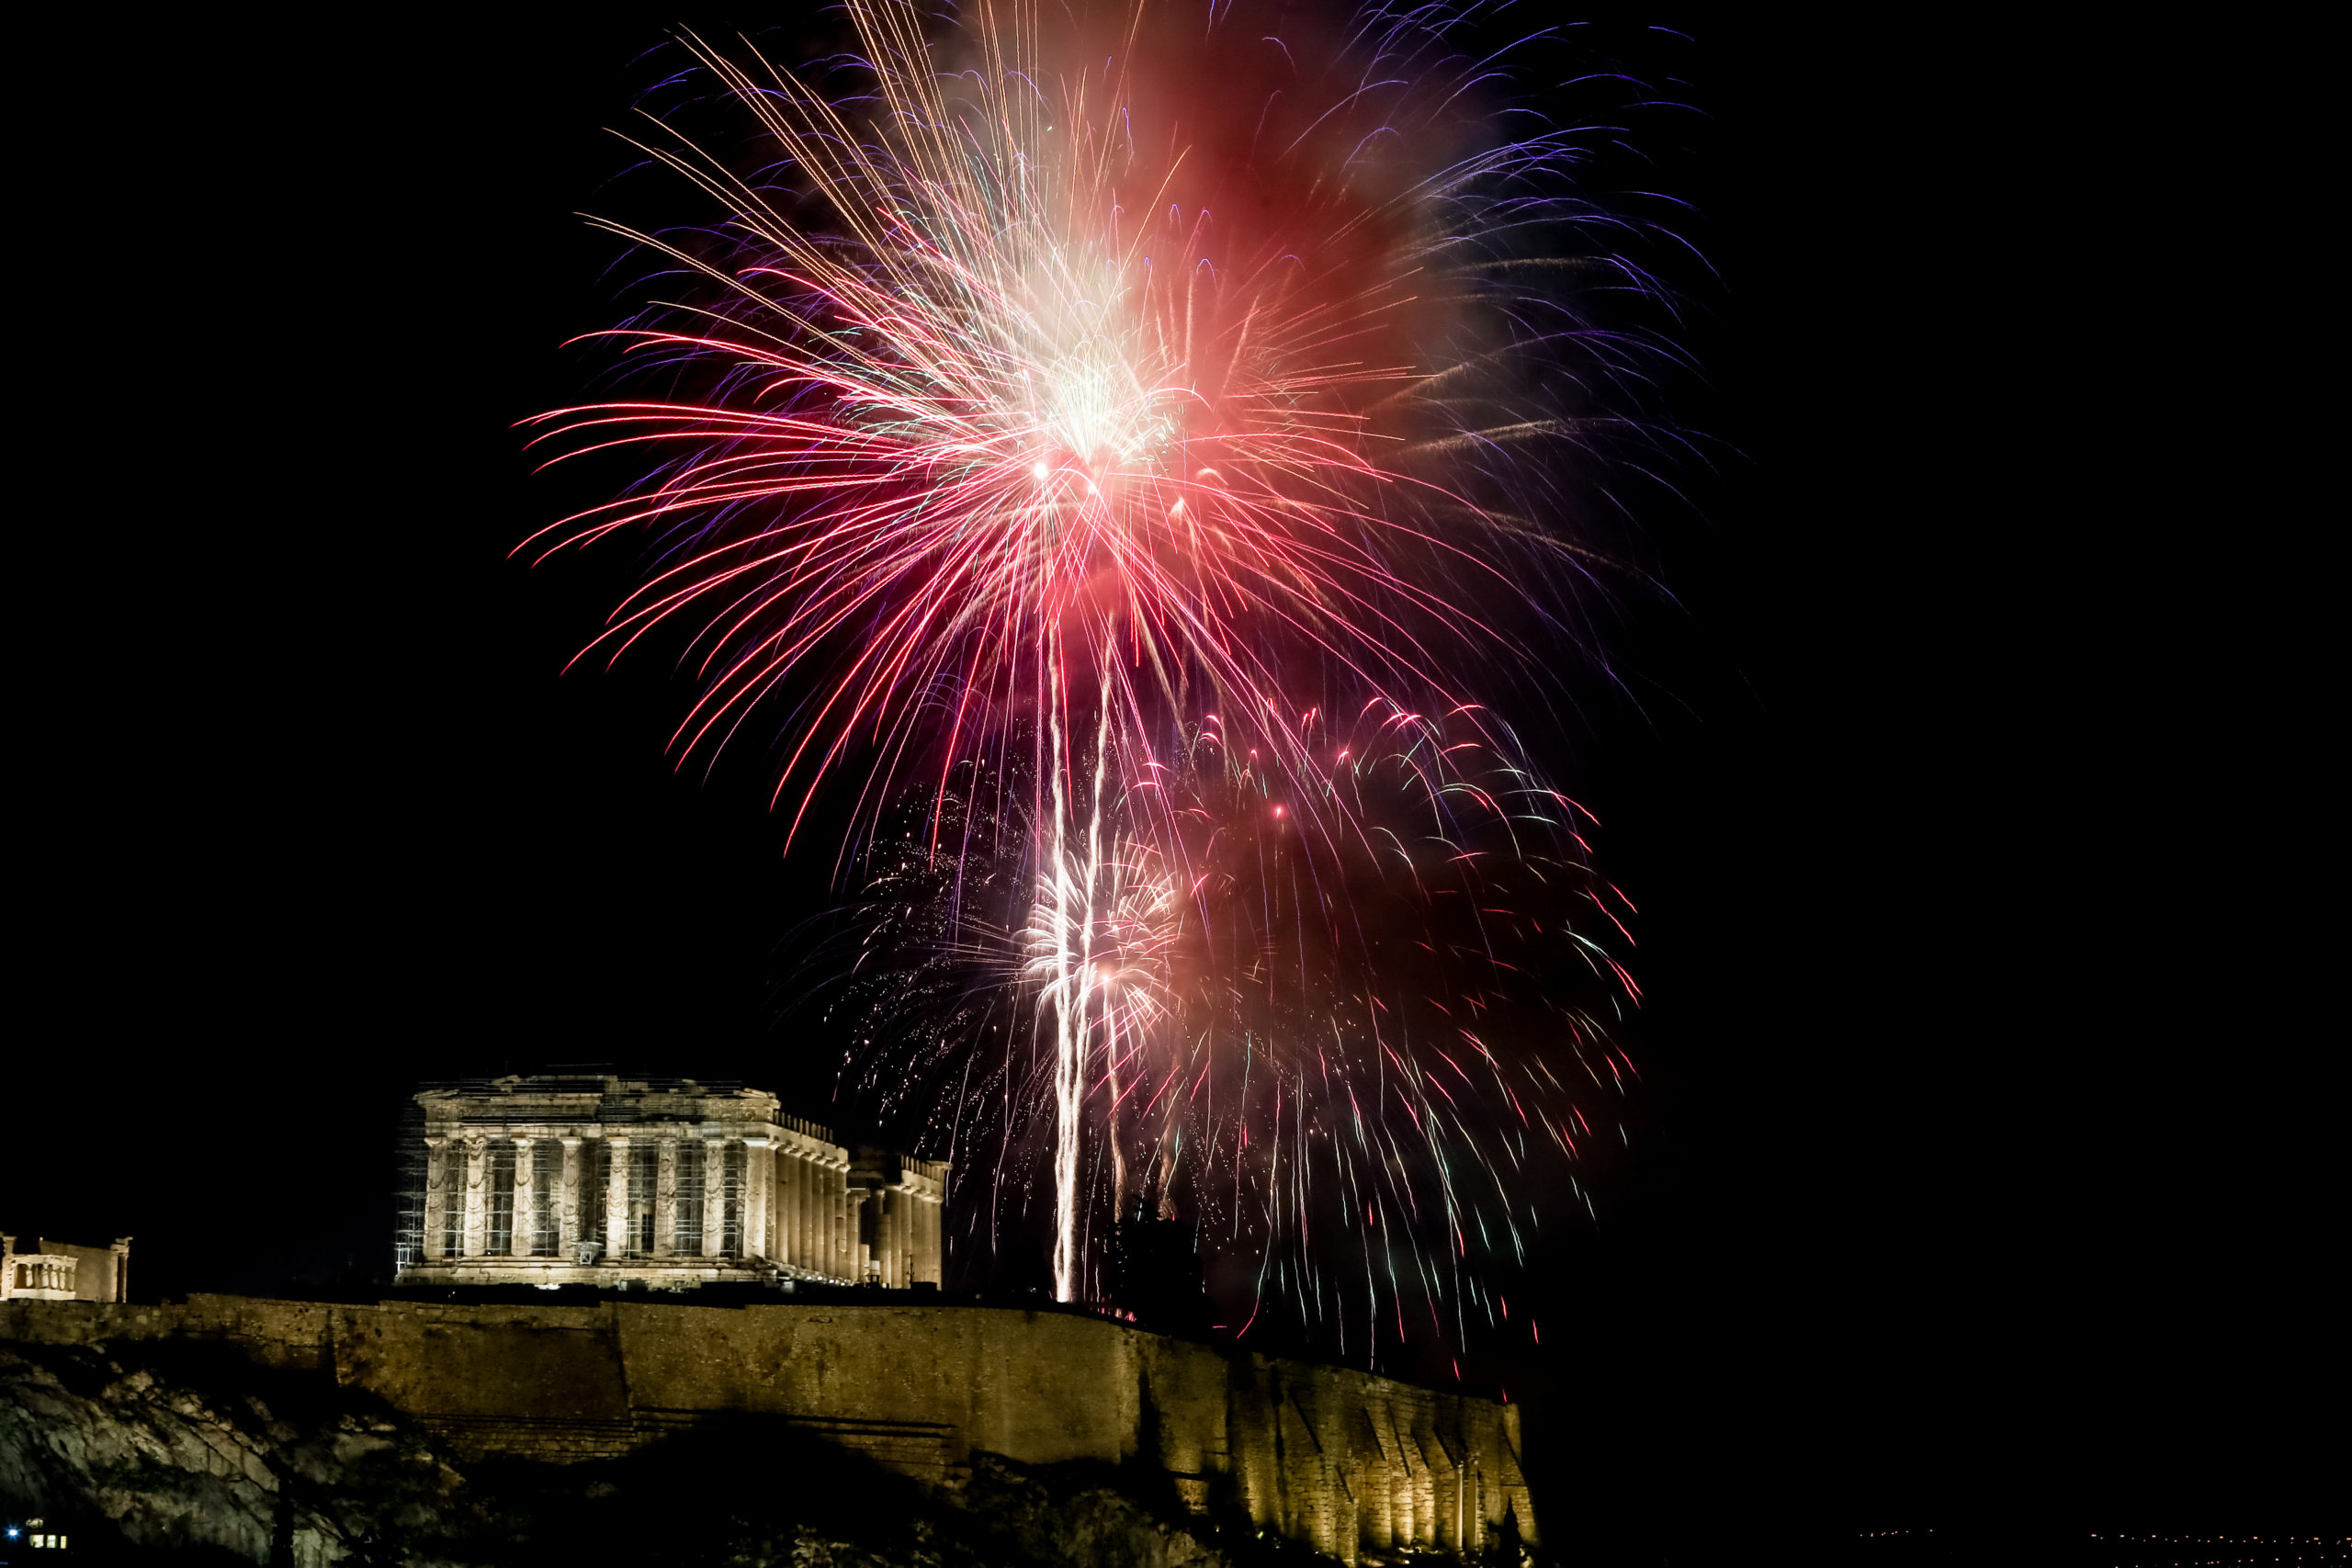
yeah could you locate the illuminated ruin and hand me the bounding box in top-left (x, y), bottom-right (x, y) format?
top-left (393, 1076), bottom-right (944, 1291)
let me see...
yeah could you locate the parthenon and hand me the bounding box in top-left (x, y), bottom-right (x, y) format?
top-left (395, 1076), bottom-right (945, 1290)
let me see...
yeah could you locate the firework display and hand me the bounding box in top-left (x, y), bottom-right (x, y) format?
top-left (527, 0), bottom-right (1672, 1362)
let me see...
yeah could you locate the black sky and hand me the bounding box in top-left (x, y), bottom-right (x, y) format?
top-left (9, 10), bottom-right (2335, 1562)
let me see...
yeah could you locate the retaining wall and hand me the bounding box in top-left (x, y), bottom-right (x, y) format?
top-left (1, 1295), bottom-right (1533, 1562)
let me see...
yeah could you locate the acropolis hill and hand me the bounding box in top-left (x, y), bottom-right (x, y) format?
top-left (4, 1291), bottom-right (1534, 1564)
top-left (1, 1070), bottom-right (1537, 1564)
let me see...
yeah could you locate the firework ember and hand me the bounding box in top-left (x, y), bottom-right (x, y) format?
top-left (529, 0), bottom-right (1671, 1355)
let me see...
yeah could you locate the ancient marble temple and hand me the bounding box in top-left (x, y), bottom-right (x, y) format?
top-left (1, 1234), bottom-right (130, 1303)
top-left (394, 1076), bottom-right (945, 1290)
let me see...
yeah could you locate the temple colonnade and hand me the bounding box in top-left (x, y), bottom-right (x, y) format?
top-left (401, 1077), bottom-right (945, 1290)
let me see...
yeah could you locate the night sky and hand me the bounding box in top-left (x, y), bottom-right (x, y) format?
top-left (10, 12), bottom-right (2332, 1563)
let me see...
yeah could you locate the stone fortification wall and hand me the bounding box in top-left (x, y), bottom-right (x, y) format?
top-left (2, 1295), bottom-right (1532, 1562)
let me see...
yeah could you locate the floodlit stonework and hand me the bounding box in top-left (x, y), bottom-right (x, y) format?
top-left (3, 1293), bottom-right (1538, 1562)
top-left (394, 1076), bottom-right (945, 1291)
top-left (0, 1234), bottom-right (129, 1303)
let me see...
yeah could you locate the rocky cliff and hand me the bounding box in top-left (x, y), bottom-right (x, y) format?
top-left (1, 1294), bottom-right (1531, 1565)
top-left (0, 1333), bottom-right (1317, 1566)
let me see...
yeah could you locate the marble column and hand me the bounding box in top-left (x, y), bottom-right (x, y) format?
top-left (911, 1190), bottom-right (927, 1285)
top-left (795, 1147), bottom-right (813, 1269)
top-left (833, 1160), bottom-right (851, 1279)
top-left (785, 1168), bottom-right (801, 1276)
top-left (745, 1139), bottom-right (771, 1261)
top-left (798, 1147), bottom-right (816, 1267)
top-left (899, 1189), bottom-right (916, 1286)
top-left (559, 1139), bottom-right (582, 1251)
top-left (895, 1188), bottom-right (911, 1287)
top-left (701, 1138), bottom-right (726, 1258)
top-left (461, 1135), bottom-right (490, 1258)
top-left (786, 1146), bottom-right (804, 1269)
top-left (823, 1152), bottom-right (842, 1279)
top-left (817, 1157), bottom-right (835, 1279)
top-left (810, 1153), bottom-right (826, 1269)
top-left (817, 1159), bottom-right (834, 1279)
top-left (511, 1139), bottom-right (537, 1258)
top-left (422, 1137), bottom-right (449, 1261)
top-left (878, 1189), bottom-right (898, 1287)
top-left (812, 1154), bottom-right (828, 1270)
top-left (776, 1149), bottom-right (790, 1263)
top-left (778, 1145), bottom-right (798, 1268)
top-left (854, 1179), bottom-right (870, 1282)
top-left (605, 1136), bottom-right (631, 1259)
top-left (763, 1147), bottom-right (780, 1265)
top-left (902, 1189), bottom-right (918, 1286)
top-left (779, 1146), bottom-right (797, 1268)
top-left (800, 1147), bottom-right (818, 1269)
top-left (909, 1190), bottom-right (924, 1285)
top-left (654, 1137), bottom-right (680, 1258)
